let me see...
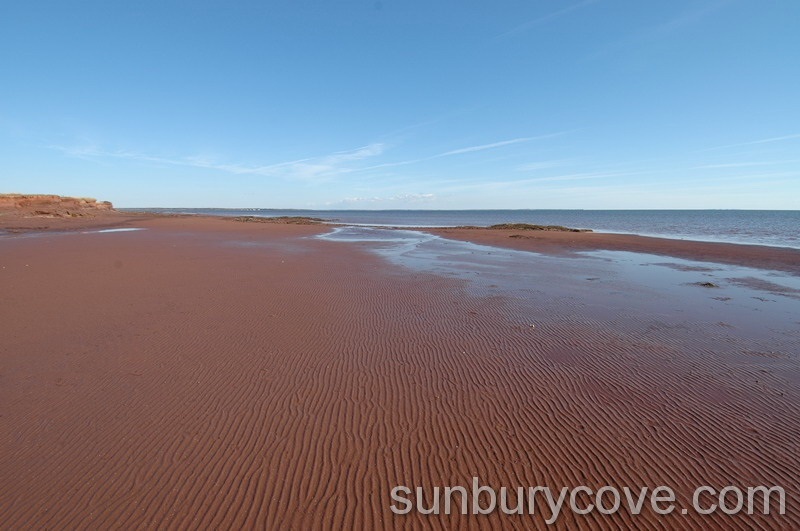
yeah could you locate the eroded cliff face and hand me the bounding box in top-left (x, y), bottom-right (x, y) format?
top-left (0, 194), bottom-right (114, 217)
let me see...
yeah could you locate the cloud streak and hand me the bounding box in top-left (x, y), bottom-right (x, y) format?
top-left (589, 0), bottom-right (731, 60)
top-left (693, 160), bottom-right (798, 169)
top-left (358, 131), bottom-right (569, 173)
top-left (327, 193), bottom-right (436, 207)
top-left (437, 137), bottom-right (537, 157)
top-left (54, 131), bottom-right (568, 187)
top-left (52, 143), bottom-right (386, 182)
top-left (439, 170), bottom-right (642, 193)
top-left (516, 159), bottom-right (572, 172)
top-left (496, 0), bottom-right (597, 39)
top-left (435, 131), bottom-right (569, 159)
top-left (697, 133), bottom-right (800, 152)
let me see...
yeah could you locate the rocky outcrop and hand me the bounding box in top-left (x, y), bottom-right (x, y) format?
top-left (0, 194), bottom-right (114, 218)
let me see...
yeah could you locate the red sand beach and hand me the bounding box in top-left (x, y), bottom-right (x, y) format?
top-left (1, 214), bottom-right (798, 529)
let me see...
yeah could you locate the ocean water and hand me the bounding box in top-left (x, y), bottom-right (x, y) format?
top-left (122, 209), bottom-right (800, 249)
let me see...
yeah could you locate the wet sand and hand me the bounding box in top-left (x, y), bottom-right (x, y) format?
top-left (0, 208), bottom-right (150, 233)
top-left (430, 227), bottom-right (800, 275)
top-left (1, 216), bottom-right (798, 529)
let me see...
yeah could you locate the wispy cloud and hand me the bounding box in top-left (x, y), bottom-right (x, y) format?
top-left (496, 0), bottom-right (597, 39)
top-left (697, 134), bottom-right (800, 152)
top-left (440, 170), bottom-right (641, 193)
top-left (327, 193), bottom-right (436, 207)
top-left (693, 160), bottom-right (798, 169)
top-left (358, 131), bottom-right (569, 173)
top-left (52, 143), bottom-right (386, 182)
top-left (52, 131), bottom-right (569, 186)
top-left (519, 171), bottom-right (639, 183)
top-left (437, 137), bottom-right (535, 157)
top-left (650, 1), bottom-right (730, 37)
top-left (589, 0), bottom-right (730, 59)
top-left (516, 159), bottom-right (571, 172)
top-left (691, 171), bottom-right (800, 183)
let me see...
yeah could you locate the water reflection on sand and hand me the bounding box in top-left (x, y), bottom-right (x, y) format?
top-left (319, 226), bottom-right (800, 355)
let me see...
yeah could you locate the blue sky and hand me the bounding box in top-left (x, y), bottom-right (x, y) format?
top-left (1, 0), bottom-right (799, 209)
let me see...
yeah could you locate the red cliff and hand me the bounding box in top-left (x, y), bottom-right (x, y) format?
top-left (0, 194), bottom-right (114, 217)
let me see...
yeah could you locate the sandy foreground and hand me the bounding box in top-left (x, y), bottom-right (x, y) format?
top-left (1, 215), bottom-right (798, 529)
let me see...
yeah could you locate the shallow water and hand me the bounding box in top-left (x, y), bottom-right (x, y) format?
top-left (90, 228), bottom-right (145, 234)
top-left (0, 227), bottom-right (145, 240)
top-left (126, 208), bottom-right (800, 249)
top-left (319, 226), bottom-right (800, 354)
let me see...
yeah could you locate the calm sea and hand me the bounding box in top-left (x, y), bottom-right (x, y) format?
top-left (122, 209), bottom-right (800, 249)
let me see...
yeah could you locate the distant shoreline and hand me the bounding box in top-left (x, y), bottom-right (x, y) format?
top-left (3, 209), bottom-right (799, 275)
top-left (118, 207), bottom-right (800, 251)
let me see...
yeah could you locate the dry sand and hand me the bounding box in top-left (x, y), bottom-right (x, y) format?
top-left (1, 215), bottom-right (798, 529)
